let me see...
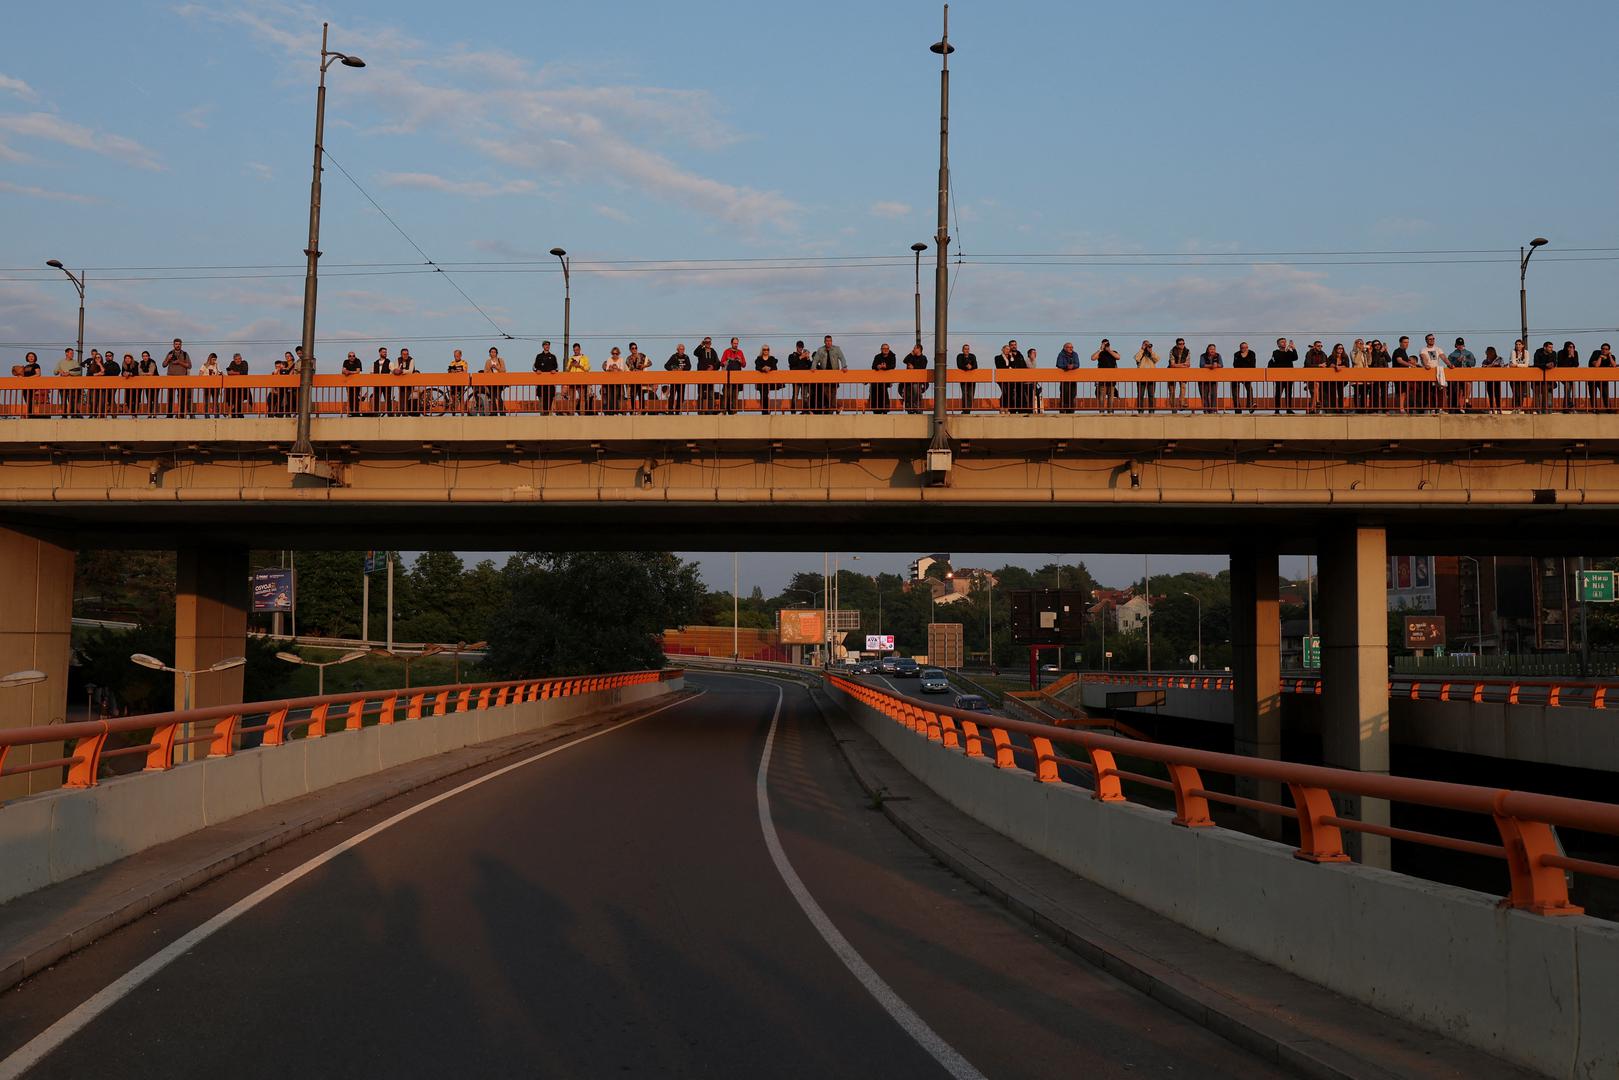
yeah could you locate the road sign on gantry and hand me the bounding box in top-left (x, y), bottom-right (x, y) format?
top-left (1009, 589), bottom-right (1087, 645)
top-left (1579, 570), bottom-right (1615, 603)
top-left (1403, 615), bottom-right (1446, 650)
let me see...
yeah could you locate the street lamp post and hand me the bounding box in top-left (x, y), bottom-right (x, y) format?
top-left (131, 653), bottom-right (248, 712)
top-left (926, 6), bottom-right (954, 471)
top-left (44, 261), bottom-right (85, 372)
top-left (1182, 591), bottom-right (1203, 670)
top-left (550, 248), bottom-right (571, 360)
top-left (292, 22), bottom-right (365, 465)
top-left (1519, 237), bottom-right (1549, 351)
top-left (449, 640), bottom-right (487, 684)
top-left (382, 643), bottom-right (443, 689)
top-left (910, 242), bottom-right (927, 350)
top-left (275, 648), bottom-right (368, 695)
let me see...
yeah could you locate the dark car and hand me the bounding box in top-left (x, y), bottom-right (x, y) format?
top-left (878, 657), bottom-right (900, 674)
top-left (893, 658), bottom-right (921, 677)
top-left (954, 693), bottom-right (989, 711)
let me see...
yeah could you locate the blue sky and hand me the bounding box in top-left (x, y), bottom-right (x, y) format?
top-left (4, 0), bottom-right (1615, 589)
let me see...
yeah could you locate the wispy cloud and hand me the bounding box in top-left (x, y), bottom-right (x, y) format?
top-left (0, 111), bottom-right (163, 170)
top-left (869, 201), bottom-right (912, 219)
top-left (181, 103), bottom-right (215, 129)
top-left (0, 179), bottom-right (100, 203)
top-left (1373, 216), bottom-right (1436, 236)
top-left (377, 171), bottom-right (541, 198)
top-left (244, 161), bottom-right (274, 181)
top-left (0, 73), bottom-right (38, 101)
top-left (593, 204), bottom-right (632, 224)
top-left (470, 237), bottom-right (546, 260)
top-left (177, 2), bottom-right (800, 233)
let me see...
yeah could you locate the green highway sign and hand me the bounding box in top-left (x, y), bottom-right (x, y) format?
top-left (1580, 570), bottom-right (1615, 603)
top-left (1302, 634), bottom-right (1320, 669)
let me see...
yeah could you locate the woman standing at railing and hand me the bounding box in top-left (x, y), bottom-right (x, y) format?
top-left (601, 346), bottom-right (626, 414)
top-left (120, 352), bottom-right (141, 416)
top-left (1166, 338), bottom-right (1190, 413)
top-left (138, 351), bottom-right (161, 415)
top-left (1349, 338), bottom-right (1370, 413)
top-left (1507, 339), bottom-right (1531, 414)
top-left (625, 342), bottom-right (652, 413)
top-left (17, 351), bottom-right (41, 416)
top-left (565, 343), bottom-right (592, 414)
top-left (199, 352), bottom-right (222, 416)
top-left (1365, 339), bottom-right (1390, 412)
top-left (480, 347), bottom-right (506, 415)
top-left (1324, 343), bottom-right (1350, 412)
top-left (83, 350), bottom-right (105, 415)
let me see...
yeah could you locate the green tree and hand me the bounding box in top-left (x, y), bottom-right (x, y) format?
top-left (483, 552), bottom-right (703, 676)
top-left (400, 550), bottom-right (467, 643)
top-left (74, 550), bottom-right (176, 625)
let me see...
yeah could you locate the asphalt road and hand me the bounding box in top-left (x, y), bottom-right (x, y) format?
top-left (0, 673), bottom-right (1285, 1079)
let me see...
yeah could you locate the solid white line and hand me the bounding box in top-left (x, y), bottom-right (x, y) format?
top-left (750, 678), bottom-right (987, 1080)
top-left (0, 690), bottom-right (704, 1080)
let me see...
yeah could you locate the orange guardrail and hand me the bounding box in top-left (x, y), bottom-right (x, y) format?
top-left (1083, 671), bottom-right (1618, 709)
top-left (830, 673), bottom-right (1619, 915)
top-left (2, 368), bottom-right (1615, 418)
top-left (0, 669), bottom-right (679, 796)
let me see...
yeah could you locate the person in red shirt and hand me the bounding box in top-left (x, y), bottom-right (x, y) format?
top-left (721, 336), bottom-right (746, 414)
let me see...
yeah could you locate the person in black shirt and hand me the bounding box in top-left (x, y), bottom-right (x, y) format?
top-left (1090, 339), bottom-right (1120, 414)
top-left (532, 340), bottom-right (559, 413)
top-left (786, 340), bottom-right (812, 413)
top-left (371, 348), bottom-right (393, 415)
top-left (870, 344), bottom-right (897, 414)
top-left (1230, 341), bottom-right (1256, 413)
top-left (954, 344), bottom-right (978, 413)
top-left (692, 336), bottom-right (720, 413)
top-left (665, 344), bottom-right (692, 414)
top-left (1268, 338), bottom-right (1298, 413)
top-left (17, 351), bottom-right (40, 416)
top-left (1554, 340), bottom-right (1580, 412)
top-left (901, 344), bottom-right (928, 413)
top-left (1589, 342), bottom-right (1615, 411)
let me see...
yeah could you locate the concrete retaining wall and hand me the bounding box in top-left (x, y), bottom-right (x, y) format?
top-left (837, 686), bottom-right (1619, 1079)
top-left (1080, 679), bottom-right (1619, 774)
top-left (0, 677), bottom-right (679, 907)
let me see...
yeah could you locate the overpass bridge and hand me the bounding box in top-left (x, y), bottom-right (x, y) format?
top-left (2, 666), bottom-right (1614, 1077)
top-left (3, 368), bottom-right (1618, 870)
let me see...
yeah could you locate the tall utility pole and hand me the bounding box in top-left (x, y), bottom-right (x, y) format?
top-left (926, 7), bottom-right (954, 475)
top-left (292, 23), bottom-right (365, 470)
top-left (1144, 555), bottom-right (1153, 671)
top-left (732, 552), bottom-right (740, 660)
top-left (910, 242), bottom-right (927, 349)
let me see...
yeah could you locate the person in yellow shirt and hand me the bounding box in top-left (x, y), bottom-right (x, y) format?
top-left (446, 348), bottom-right (469, 412)
top-left (564, 343), bottom-right (592, 413)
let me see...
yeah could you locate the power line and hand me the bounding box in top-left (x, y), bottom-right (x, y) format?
top-left (319, 148), bottom-right (513, 340)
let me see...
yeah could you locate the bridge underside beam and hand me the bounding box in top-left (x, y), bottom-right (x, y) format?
top-left (1319, 526), bottom-right (1392, 868)
top-left (175, 547), bottom-right (249, 715)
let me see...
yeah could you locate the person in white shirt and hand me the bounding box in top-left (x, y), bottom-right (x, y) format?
top-left (1417, 333), bottom-right (1448, 412)
top-left (482, 346), bottom-right (507, 414)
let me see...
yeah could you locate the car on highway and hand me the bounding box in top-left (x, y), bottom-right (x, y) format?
top-left (1040, 664), bottom-right (1061, 674)
top-left (954, 693), bottom-right (990, 711)
top-left (919, 668), bottom-right (950, 693)
top-left (892, 658), bottom-right (920, 678)
top-left (877, 657), bottom-right (900, 674)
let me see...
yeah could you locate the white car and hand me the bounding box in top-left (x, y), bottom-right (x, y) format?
top-left (919, 669), bottom-right (950, 694)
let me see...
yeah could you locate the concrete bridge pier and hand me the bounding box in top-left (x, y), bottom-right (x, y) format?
top-left (0, 526), bottom-right (75, 798)
top-left (1318, 526), bottom-right (1392, 867)
top-left (174, 548), bottom-right (250, 717)
top-left (1229, 547), bottom-right (1283, 837)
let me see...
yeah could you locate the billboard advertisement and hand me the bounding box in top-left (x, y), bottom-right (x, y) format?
top-left (250, 568), bottom-right (295, 613)
top-left (1010, 589), bottom-right (1088, 644)
top-left (865, 634), bottom-right (896, 652)
top-left (1387, 556), bottom-right (1436, 611)
top-left (926, 624), bottom-right (964, 669)
top-left (778, 609), bottom-right (825, 645)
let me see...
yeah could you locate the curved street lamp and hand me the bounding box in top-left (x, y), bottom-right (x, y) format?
top-left (275, 648), bottom-right (368, 695)
top-left (0, 669), bottom-right (48, 689)
top-left (45, 260), bottom-right (85, 372)
top-left (130, 653), bottom-right (247, 711)
top-left (1519, 237), bottom-right (1549, 351)
top-left (1181, 591), bottom-right (1203, 670)
top-left (292, 22), bottom-right (366, 466)
top-left (910, 242), bottom-right (928, 349)
top-left (549, 247), bottom-right (571, 360)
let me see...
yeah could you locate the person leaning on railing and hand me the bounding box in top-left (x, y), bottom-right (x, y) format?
top-left (341, 350), bottom-right (363, 415)
top-left (1054, 342), bottom-right (1080, 414)
top-left (721, 337), bottom-right (746, 415)
top-left (1531, 340), bottom-right (1557, 413)
top-left (97, 349), bottom-right (121, 416)
top-left (396, 348), bottom-right (418, 415)
top-left (625, 342), bottom-right (652, 413)
top-left (870, 343), bottom-right (897, 414)
top-left (199, 352), bottom-right (222, 415)
top-left (902, 343), bottom-right (929, 414)
top-left (693, 336), bottom-right (720, 414)
top-left (1166, 338), bottom-right (1190, 413)
top-left (1590, 342), bottom-right (1616, 412)
top-left (54, 347), bottom-right (82, 417)
top-left (15, 351), bottom-right (41, 417)
top-left (225, 352), bottom-right (250, 417)
top-left (83, 349), bottom-right (105, 415)
top-left (1199, 344), bottom-right (1224, 414)
top-left (754, 344), bottom-right (780, 413)
top-left (1555, 341), bottom-right (1580, 412)
top-left (1447, 337), bottom-right (1476, 413)
top-left (1481, 345), bottom-right (1506, 413)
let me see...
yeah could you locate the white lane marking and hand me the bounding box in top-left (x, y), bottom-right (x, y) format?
top-left (0, 690), bottom-right (704, 1080)
top-left (750, 678), bottom-right (987, 1080)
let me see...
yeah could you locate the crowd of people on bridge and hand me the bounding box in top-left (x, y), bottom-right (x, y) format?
top-left (7, 330), bottom-right (1616, 417)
